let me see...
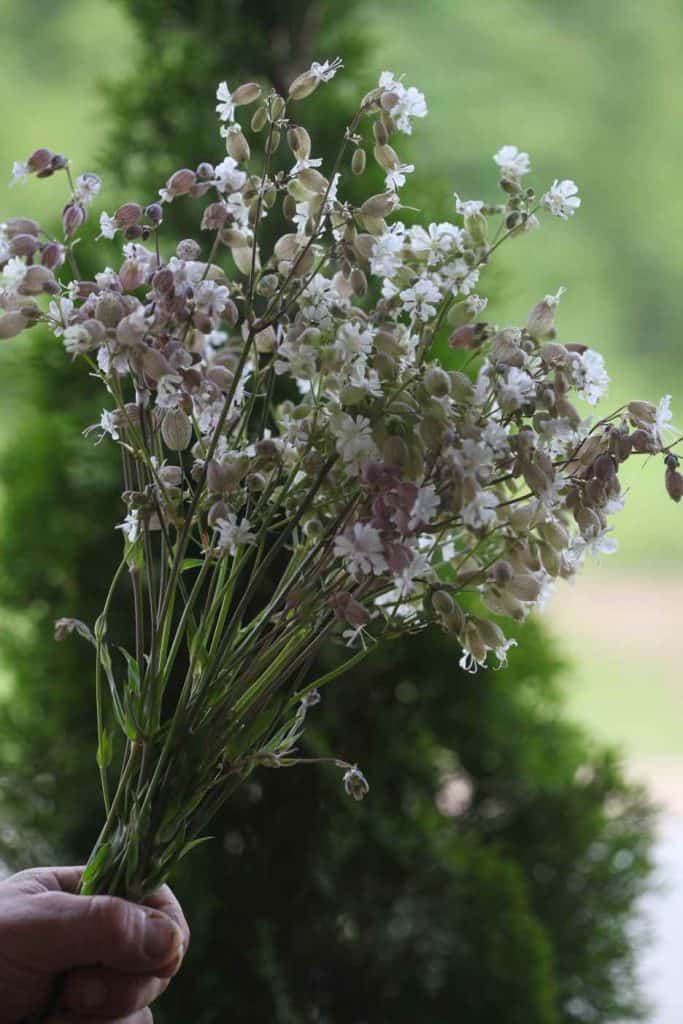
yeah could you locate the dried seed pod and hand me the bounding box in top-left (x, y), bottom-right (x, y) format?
top-left (288, 70), bottom-right (319, 101)
top-left (359, 192), bottom-right (399, 219)
top-left (251, 106), bottom-right (268, 132)
top-left (0, 311), bottom-right (28, 339)
top-left (665, 463), bottom-right (683, 503)
top-left (115, 202), bottom-right (143, 227)
top-left (232, 82), bottom-right (262, 106)
top-left (162, 409), bottom-right (192, 451)
top-left (166, 169), bottom-right (197, 197)
top-left (62, 203), bottom-right (86, 238)
top-left (227, 129), bottom-right (250, 163)
top-left (351, 148), bottom-right (366, 175)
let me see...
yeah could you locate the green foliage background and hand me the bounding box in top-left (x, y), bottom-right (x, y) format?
top-left (0, 0), bottom-right (669, 1020)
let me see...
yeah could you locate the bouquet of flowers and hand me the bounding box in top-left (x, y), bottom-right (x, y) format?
top-left (2, 59), bottom-right (680, 908)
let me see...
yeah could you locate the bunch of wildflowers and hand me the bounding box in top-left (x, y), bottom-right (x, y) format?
top-left (2, 62), bottom-right (680, 903)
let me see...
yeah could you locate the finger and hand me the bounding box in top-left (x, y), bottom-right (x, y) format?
top-left (46, 1009), bottom-right (153, 1024)
top-left (18, 891), bottom-right (184, 973)
top-left (144, 886), bottom-right (190, 954)
top-left (59, 966), bottom-right (168, 1017)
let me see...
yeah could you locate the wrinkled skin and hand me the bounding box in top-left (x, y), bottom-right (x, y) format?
top-left (0, 866), bottom-right (189, 1023)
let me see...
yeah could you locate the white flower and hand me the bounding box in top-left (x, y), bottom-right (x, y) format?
top-left (370, 224), bottom-right (405, 278)
top-left (399, 276), bottom-right (442, 321)
top-left (216, 81), bottom-right (236, 122)
top-left (331, 413), bottom-right (378, 467)
top-left (1, 256), bottom-right (26, 292)
top-left (9, 160), bottom-right (29, 186)
top-left (215, 513), bottom-right (257, 554)
top-left (334, 522), bottom-right (387, 576)
top-left (408, 222), bottom-right (464, 263)
top-left (310, 58), bottom-right (344, 82)
top-left (573, 349), bottom-right (609, 405)
top-left (543, 179), bottom-right (581, 219)
top-left (214, 156), bottom-right (247, 193)
top-left (99, 212), bottom-right (118, 239)
top-left (117, 510), bottom-right (140, 544)
top-left (378, 72), bottom-right (427, 134)
top-left (409, 484), bottom-right (440, 530)
top-left (454, 194), bottom-right (484, 217)
top-left (291, 155), bottom-right (323, 176)
top-left (655, 394), bottom-right (678, 441)
top-left (462, 489), bottom-right (499, 529)
top-left (493, 145), bottom-right (531, 179)
top-left (194, 279), bottom-right (230, 317)
top-left (498, 367), bottom-right (536, 410)
top-left (73, 173), bottom-right (101, 206)
top-left (48, 297), bottom-right (74, 337)
top-left (385, 162), bottom-right (414, 192)
top-left (83, 409), bottom-right (121, 443)
top-left (440, 258), bottom-right (480, 295)
top-left (156, 373), bottom-right (184, 410)
top-left (62, 324), bottom-right (92, 357)
top-left (334, 323), bottom-right (375, 363)
top-left (95, 267), bottom-right (119, 289)
top-left (493, 637), bottom-right (517, 668)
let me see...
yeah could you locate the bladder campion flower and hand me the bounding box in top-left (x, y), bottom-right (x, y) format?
top-left (1, 61), bottom-right (679, 920)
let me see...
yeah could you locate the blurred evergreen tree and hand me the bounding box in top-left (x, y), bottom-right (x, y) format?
top-left (0, 2), bottom-right (655, 1021)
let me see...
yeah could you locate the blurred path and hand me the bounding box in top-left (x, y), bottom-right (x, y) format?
top-left (547, 573), bottom-right (683, 1023)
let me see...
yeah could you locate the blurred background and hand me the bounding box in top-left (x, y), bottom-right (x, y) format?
top-left (0, 1), bottom-right (682, 1021)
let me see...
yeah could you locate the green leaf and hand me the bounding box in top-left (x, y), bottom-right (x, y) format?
top-left (180, 558), bottom-right (204, 572)
top-left (177, 835), bottom-right (214, 861)
top-left (118, 648), bottom-right (141, 695)
top-left (80, 842), bottom-right (112, 895)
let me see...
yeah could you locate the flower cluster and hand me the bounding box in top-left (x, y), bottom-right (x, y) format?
top-left (2, 60), bottom-right (678, 898)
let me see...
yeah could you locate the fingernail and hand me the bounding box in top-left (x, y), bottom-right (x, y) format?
top-left (77, 978), bottom-right (107, 1010)
top-left (143, 913), bottom-right (181, 959)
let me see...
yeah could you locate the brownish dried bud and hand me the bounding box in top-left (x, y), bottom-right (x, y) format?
top-left (95, 293), bottom-right (124, 327)
top-left (630, 428), bottom-right (658, 454)
top-left (9, 233), bottom-right (39, 257)
top-left (119, 259), bottom-right (146, 292)
top-left (62, 203), bottom-right (85, 238)
top-left (19, 265), bottom-right (56, 295)
top-left (665, 464), bottom-right (683, 503)
top-left (201, 202), bottom-right (229, 231)
top-left (491, 560), bottom-right (514, 585)
top-left (114, 202), bottom-right (143, 228)
top-left (350, 267), bottom-right (367, 297)
top-left (5, 218), bottom-right (40, 238)
top-left (40, 242), bottom-right (65, 269)
top-left (449, 324), bottom-right (477, 349)
top-left (27, 148), bottom-right (53, 173)
top-left (144, 203), bottom-right (163, 225)
top-left (0, 311), bottom-right (29, 339)
top-left (424, 366), bottom-right (451, 397)
top-left (162, 408), bottom-right (192, 451)
top-left (627, 400), bottom-right (657, 430)
top-left (166, 169), bottom-right (197, 197)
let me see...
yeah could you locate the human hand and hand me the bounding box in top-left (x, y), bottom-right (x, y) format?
top-left (0, 865), bottom-right (189, 1023)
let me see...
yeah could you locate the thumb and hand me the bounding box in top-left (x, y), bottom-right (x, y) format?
top-left (17, 891), bottom-right (184, 973)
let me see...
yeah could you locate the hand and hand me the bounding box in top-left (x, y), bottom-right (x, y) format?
top-left (0, 865), bottom-right (189, 1023)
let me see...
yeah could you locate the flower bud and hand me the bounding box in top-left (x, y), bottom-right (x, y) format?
top-left (144, 203), bottom-right (163, 225)
top-left (350, 268), bottom-right (367, 297)
top-left (19, 265), bottom-right (56, 295)
top-left (27, 148), bottom-right (53, 173)
top-left (526, 289), bottom-right (564, 341)
top-left (201, 202), bottom-right (229, 231)
top-left (162, 408), bottom-right (192, 450)
top-left (62, 202), bottom-right (85, 238)
top-left (114, 202), bottom-right (143, 228)
top-left (665, 464), bottom-right (683, 503)
top-left (40, 241), bottom-right (65, 269)
top-left (490, 560), bottom-right (513, 585)
top-left (96, 293), bottom-right (124, 327)
top-left (9, 233), bottom-right (39, 258)
top-left (166, 169), bottom-right (197, 197)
